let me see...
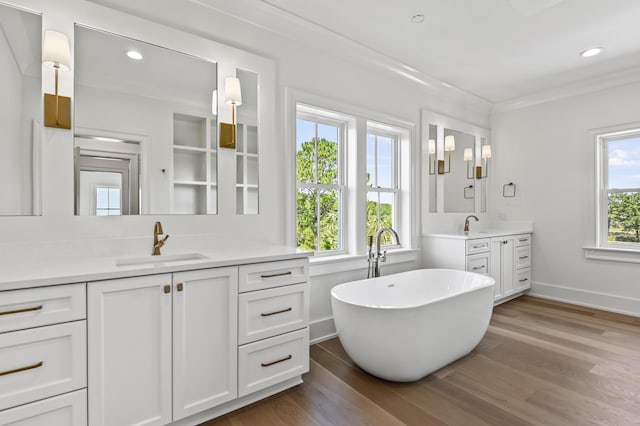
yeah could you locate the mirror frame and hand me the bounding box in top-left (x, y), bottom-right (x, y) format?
top-left (421, 109), bottom-right (491, 215)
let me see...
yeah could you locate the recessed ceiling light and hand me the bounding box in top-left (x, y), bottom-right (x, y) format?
top-left (126, 50), bottom-right (143, 60)
top-left (411, 14), bottom-right (424, 23)
top-left (580, 47), bottom-right (603, 58)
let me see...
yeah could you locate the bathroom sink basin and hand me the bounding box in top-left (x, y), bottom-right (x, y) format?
top-left (116, 252), bottom-right (208, 267)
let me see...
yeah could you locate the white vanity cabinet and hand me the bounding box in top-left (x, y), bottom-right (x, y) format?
top-left (0, 284), bottom-right (87, 426)
top-left (423, 232), bottom-right (532, 303)
top-left (88, 267), bottom-right (238, 426)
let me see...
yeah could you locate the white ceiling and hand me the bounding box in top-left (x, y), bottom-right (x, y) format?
top-left (89, 0), bottom-right (640, 104)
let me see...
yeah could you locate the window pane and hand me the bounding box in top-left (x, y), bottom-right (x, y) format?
top-left (96, 188), bottom-right (109, 208)
top-left (366, 134), bottom-right (376, 187)
top-left (608, 137), bottom-right (640, 189)
top-left (608, 191), bottom-right (640, 245)
top-left (377, 136), bottom-right (394, 189)
top-left (296, 188), bottom-right (317, 251)
top-left (317, 124), bottom-right (339, 185)
top-left (379, 192), bottom-right (395, 245)
top-left (296, 119), bottom-right (316, 184)
top-left (96, 209), bottom-right (109, 216)
top-left (319, 189), bottom-right (339, 251)
top-left (366, 192), bottom-right (379, 243)
top-left (108, 188), bottom-right (121, 209)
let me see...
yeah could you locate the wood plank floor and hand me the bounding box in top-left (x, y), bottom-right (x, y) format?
top-left (201, 296), bottom-right (640, 425)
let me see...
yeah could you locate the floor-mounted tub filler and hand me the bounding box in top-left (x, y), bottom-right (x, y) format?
top-left (331, 269), bottom-right (495, 382)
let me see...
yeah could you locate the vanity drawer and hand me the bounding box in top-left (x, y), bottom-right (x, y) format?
top-left (515, 268), bottom-right (531, 291)
top-left (238, 283), bottom-right (309, 345)
top-left (514, 234), bottom-right (532, 247)
top-left (515, 246), bottom-right (531, 269)
top-left (0, 389), bottom-right (87, 426)
top-left (238, 328), bottom-right (309, 397)
top-left (0, 321), bottom-right (86, 411)
top-left (239, 258), bottom-right (308, 293)
top-left (466, 253), bottom-right (490, 275)
top-left (466, 238), bottom-right (491, 255)
top-left (0, 284), bottom-right (86, 334)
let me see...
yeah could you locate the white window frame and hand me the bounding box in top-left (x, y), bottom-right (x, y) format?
top-left (286, 89), bottom-right (417, 262)
top-left (596, 129), bottom-right (640, 250)
top-left (94, 185), bottom-right (122, 216)
top-left (585, 123), bottom-right (640, 263)
top-left (366, 127), bottom-right (400, 248)
top-left (295, 108), bottom-right (347, 255)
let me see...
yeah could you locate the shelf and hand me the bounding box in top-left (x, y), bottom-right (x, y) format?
top-left (174, 145), bottom-right (210, 154)
top-left (173, 181), bottom-right (207, 186)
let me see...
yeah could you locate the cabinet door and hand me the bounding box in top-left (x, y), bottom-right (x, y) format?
top-left (489, 239), bottom-right (504, 300)
top-left (172, 267), bottom-right (238, 420)
top-left (502, 238), bottom-right (515, 297)
top-left (88, 274), bottom-right (172, 426)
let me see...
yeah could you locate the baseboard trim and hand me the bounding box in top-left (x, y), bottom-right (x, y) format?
top-left (309, 316), bottom-right (337, 344)
top-left (530, 281), bottom-right (640, 318)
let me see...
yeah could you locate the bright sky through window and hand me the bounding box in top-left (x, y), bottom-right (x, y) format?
top-left (608, 137), bottom-right (640, 188)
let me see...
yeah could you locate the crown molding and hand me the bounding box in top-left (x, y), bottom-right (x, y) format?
top-left (191, 0), bottom-right (493, 119)
top-left (493, 65), bottom-right (640, 114)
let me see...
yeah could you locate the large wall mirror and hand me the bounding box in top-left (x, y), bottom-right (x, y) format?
top-left (74, 25), bottom-right (219, 215)
top-left (421, 109), bottom-right (491, 214)
top-left (0, 4), bottom-right (41, 216)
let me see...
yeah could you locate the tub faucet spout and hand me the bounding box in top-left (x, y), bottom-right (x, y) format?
top-left (373, 227), bottom-right (400, 278)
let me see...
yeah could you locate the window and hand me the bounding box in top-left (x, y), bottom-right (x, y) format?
top-left (366, 131), bottom-right (398, 246)
top-left (597, 130), bottom-right (640, 249)
top-left (295, 114), bottom-right (344, 253)
top-left (291, 94), bottom-right (412, 257)
top-left (95, 186), bottom-right (121, 216)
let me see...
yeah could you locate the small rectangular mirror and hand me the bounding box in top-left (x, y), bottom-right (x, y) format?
top-left (0, 4), bottom-right (42, 216)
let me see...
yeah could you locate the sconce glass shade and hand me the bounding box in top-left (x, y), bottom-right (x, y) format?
top-left (481, 145), bottom-right (492, 159)
top-left (42, 30), bottom-right (70, 71)
top-left (224, 77), bottom-right (242, 105)
top-left (444, 135), bottom-right (455, 151)
top-left (463, 148), bottom-right (473, 161)
top-left (428, 139), bottom-right (436, 155)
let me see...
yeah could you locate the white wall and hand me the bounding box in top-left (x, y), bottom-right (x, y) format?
top-left (491, 82), bottom-right (640, 316)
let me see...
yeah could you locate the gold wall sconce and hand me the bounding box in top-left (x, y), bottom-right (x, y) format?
top-left (42, 30), bottom-right (71, 129)
top-left (465, 144), bottom-right (492, 179)
top-left (428, 135), bottom-right (456, 175)
top-left (219, 77), bottom-right (242, 149)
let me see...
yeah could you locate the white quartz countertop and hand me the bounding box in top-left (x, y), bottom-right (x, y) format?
top-left (0, 246), bottom-right (312, 291)
top-left (424, 229), bottom-right (532, 240)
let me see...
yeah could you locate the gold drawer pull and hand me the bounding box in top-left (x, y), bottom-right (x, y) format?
top-left (472, 266), bottom-right (485, 270)
top-left (261, 271), bottom-right (292, 279)
top-left (0, 305), bottom-right (43, 316)
top-left (261, 355), bottom-right (292, 367)
top-left (261, 307), bottom-right (292, 317)
top-left (0, 361), bottom-right (44, 377)
top-left (519, 278), bottom-right (529, 282)
top-left (519, 238), bottom-right (529, 242)
top-left (519, 256), bottom-right (529, 260)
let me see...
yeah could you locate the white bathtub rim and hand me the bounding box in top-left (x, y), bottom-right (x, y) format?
top-left (331, 268), bottom-right (495, 310)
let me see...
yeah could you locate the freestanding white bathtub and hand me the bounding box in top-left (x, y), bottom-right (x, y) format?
top-left (331, 269), bottom-right (495, 382)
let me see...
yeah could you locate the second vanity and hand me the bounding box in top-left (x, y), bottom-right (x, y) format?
top-left (423, 230), bottom-right (532, 303)
top-left (0, 249), bottom-right (311, 426)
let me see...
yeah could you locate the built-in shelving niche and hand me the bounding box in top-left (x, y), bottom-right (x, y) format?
top-left (172, 113), bottom-right (218, 214)
top-left (235, 123), bottom-right (258, 214)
